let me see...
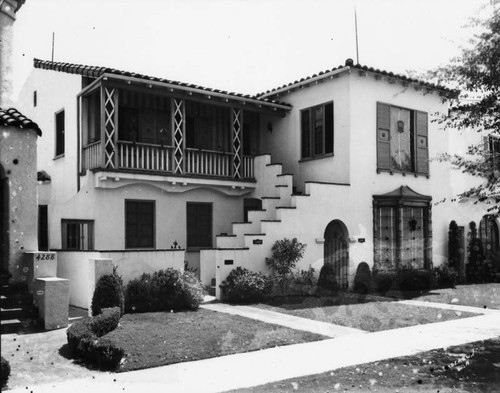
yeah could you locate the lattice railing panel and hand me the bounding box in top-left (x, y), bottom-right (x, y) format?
top-left (104, 87), bottom-right (116, 169)
top-left (232, 108), bottom-right (242, 179)
top-left (173, 98), bottom-right (184, 174)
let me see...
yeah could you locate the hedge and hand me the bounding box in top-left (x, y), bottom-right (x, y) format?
top-left (219, 267), bottom-right (273, 303)
top-left (0, 356), bottom-right (10, 389)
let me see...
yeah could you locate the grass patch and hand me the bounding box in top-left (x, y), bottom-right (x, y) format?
top-left (230, 338), bottom-right (500, 392)
top-left (410, 283), bottom-right (500, 310)
top-left (257, 295), bottom-right (478, 332)
top-left (104, 308), bottom-right (325, 372)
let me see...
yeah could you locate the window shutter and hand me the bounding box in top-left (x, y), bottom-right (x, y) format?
top-left (376, 103), bottom-right (391, 170)
top-left (415, 111), bottom-right (429, 174)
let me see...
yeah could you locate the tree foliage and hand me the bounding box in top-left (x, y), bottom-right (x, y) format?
top-left (266, 238), bottom-right (306, 295)
top-left (427, 5), bottom-right (500, 215)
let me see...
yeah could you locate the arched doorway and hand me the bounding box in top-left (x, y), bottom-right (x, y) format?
top-left (324, 220), bottom-right (349, 289)
top-left (479, 215), bottom-right (500, 262)
top-left (0, 164), bottom-right (9, 274)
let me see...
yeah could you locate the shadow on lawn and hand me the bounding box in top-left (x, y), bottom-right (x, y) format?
top-left (261, 288), bottom-right (443, 311)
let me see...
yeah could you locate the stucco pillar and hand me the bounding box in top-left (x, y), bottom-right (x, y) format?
top-left (20, 251), bottom-right (57, 293)
top-left (34, 277), bottom-right (69, 330)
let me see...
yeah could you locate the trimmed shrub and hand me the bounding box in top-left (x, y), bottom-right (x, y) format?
top-left (149, 268), bottom-right (206, 311)
top-left (372, 270), bottom-right (397, 295)
top-left (67, 318), bottom-right (94, 355)
top-left (90, 307), bottom-right (121, 337)
top-left (448, 221), bottom-right (461, 270)
top-left (219, 267), bottom-right (273, 303)
top-left (397, 266), bottom-right (432, 293)
top-left (289, 267), bottom-right (317, 296)
top-left (433, 265), bottom-right (458, 288)
top-left (125, 273), bottom-right (152, 313)
top-left (266, 238), bottom-right (306, 295)
top-left (91, 273), bottom-right (125, 317)
top-left (317, 263), bottom-right (338, 293)
top-left (353, 262), bottom-right (371, 294)
top-left (1, 356), bottom-right (10, 389)
top-left (66, 308), bottom-right (123, 370)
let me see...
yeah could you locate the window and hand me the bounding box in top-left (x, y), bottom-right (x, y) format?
top-left (118, 90), bottom-right (171, 145)
top-left (38, 205), bottom-right (48, 251)
top-left (33, 91), bottom-right (37, 107)
top-left (125, 200), bottom-right (155, 248)
top-left (185, 101), bottom-right (230, 151)
top-left (61, 220), bottom-right (94, 250)
top-left (373, 186), bottom-right (432, 270)
top-left (186, 202), bottom-right (212, 248)
top-left (55, 110), bottom-right (65, 157)
top-left (301, 102), bottom-right (334, 159)
top-left (485, 135), bottom-right (500, 172)
top-left (82, 90), bottom-right (101, 145)
top-left (479, 215), bottom-right (499, 261)
top-left (376, 103), bottom-right (428, 174)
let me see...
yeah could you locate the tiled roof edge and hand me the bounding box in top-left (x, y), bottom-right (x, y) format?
top-left (256, 58), bottom-right (458, 98)
top-left (0, 108), bottom-right (42, 136)
top-left (33, 58), bottom-right (292, 108)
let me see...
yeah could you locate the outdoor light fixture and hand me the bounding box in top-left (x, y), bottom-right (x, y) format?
top-left (397, 120), bottom-right (405, 133)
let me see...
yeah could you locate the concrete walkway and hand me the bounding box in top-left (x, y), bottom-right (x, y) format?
top-left (398, 299), bottom-right (500, 315)
top-left (201, 303), bottom-right (366, 337)
top-left (5, 304), bottom-right (500, 393)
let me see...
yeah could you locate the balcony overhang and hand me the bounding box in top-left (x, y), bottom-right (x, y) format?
top-left (91, 169), bottom-right (255, 196)
top-left (79, 73), bottom-right (291, 118)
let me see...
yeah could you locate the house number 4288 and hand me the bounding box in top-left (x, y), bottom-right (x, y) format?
top-left (36, 253), bottom-right (55, 261)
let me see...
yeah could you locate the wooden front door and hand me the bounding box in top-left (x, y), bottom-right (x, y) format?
top-left (324, 221), bottom-right (349, 290)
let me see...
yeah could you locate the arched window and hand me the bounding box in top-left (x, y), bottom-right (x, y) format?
top-left (479, 215), bottom-right (499, 261)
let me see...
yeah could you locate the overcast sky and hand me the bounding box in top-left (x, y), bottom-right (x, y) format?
top-left (12, 0), bottom-right (490, 98)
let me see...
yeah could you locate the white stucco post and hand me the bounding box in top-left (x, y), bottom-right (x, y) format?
top-left (87, 258), bottom-right (113, 316)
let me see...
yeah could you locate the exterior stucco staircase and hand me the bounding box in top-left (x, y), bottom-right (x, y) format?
top-left (201, 154), bottom-right (322, 299)
top-left (0, 282), bottom-right (38, 334)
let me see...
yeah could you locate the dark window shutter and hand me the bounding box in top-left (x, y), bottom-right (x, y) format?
top-left (187, 203), bottom-right (212, 248)
top-left (55, 110), bottom-right (65, 156)
top-left (376, 103), bottom-right (391, 169)
top-left (324, 102), bottom-right (334, 154)
top-left (415, 111), bottom-right (429, 174)
top-left (301, 110), bottom-right (311, 158)
top-left (125, 201), bottom-right (155, 248)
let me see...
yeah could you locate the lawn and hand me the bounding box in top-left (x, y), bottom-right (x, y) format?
top-left (256, 294), bottom-right (478, 332)
top-left (105, 308), bottom-right (325, 372)
top-left (229, 337), bottom-right (500, 392)
top-left (410, 283), bottom-right (500, 310)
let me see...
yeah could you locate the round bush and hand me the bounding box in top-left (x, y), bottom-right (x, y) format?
top-left (219, 267), bottom-right (272, 303)
top-left (91, 274), bottom-right (125, 317)
top-left (1, 356), bottom-right (10, 389)
top-left (354, 262), bottom-right (371, 294)
top-left (149, 268), bottom-right (206, 311)
top-left (125, 273), bottom-right (152, 313)
top-left (317, 263), bottom-right (338, 293)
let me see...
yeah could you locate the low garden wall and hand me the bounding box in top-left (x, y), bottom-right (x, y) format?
top-left (56, 250), bottom-right (185, 310)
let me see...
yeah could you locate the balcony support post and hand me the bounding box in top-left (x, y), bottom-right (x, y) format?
top-left (232, 108), bottom-right (242, 179)
top-left (173, 98), bottom-right (185, 174)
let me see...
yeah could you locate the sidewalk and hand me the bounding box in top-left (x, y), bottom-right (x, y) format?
top-left (5, 306), bottom-right (500, 393)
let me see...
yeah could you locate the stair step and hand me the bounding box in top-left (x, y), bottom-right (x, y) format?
top-left (1, 307), bottom-right (25, 320)
top-left (262, 196), bottom-right (280, 200)
top-left (266, 163), bottom-right (283, 167)
top-left (244, 233), bottom-right (266, 236)
top-left (276, 206), bottom-right (296, 209)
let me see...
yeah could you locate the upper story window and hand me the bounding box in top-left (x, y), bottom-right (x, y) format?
top-left (125, 200), bottom-right (155, 249)
top-left (376, 103), bottom-right (429, 175)
top-left (55, 109), bottom-right (65, 157)
top-left (485, 135), bottom-right (500, 172)
top-left (82, 89), bottom-right (101, 146)
top-left (118, 90), bottom-right (171, 146)
top-left (301, 102), bottom-right (334, 159)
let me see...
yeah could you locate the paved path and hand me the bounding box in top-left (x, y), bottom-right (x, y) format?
top-left (5, 304), bottom-right (500, 393)
top-left (398, 299), bottom-right (500, 315)
top-left (201, 303), bottom-right (366, 337)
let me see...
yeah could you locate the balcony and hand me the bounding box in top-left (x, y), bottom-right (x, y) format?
top-left (82, 140), bottom-right (254, 179)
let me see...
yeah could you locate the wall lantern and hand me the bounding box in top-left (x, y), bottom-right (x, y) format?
top-left (397, 120), bottom-right (405, 133)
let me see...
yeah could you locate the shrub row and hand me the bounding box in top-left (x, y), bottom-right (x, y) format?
top-left (0, 356), bottom-right (10, 389)
top-left (125, 269), bottom-right (206, 313)
top-left (66, 307), bottom-right (124, 370)
top-left (219, 267), bottom-right (273, 303)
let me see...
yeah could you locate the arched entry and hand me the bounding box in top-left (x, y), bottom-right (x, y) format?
top-left (324, 220), bottom-right (349, 290)
top-left (479, 215), bottom-right (500, 262)
top-left (0, 164), bottom-right (9, 273)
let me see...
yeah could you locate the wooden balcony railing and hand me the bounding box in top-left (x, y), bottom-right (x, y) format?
top-left (118, 141), bottom-right (173, 172)
top-left (82, 141), bottom-right (102, 171)
top-left (82, 141), bottom-right (254, 179)
top-left (185, 148), bottom-right (232, 177)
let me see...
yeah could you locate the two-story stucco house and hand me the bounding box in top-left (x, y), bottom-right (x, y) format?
top-left (16, 58), bottom-right (498, 305)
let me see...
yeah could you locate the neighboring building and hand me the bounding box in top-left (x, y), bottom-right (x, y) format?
top-left (0, 108), bottom-right (41, 281)
top-left (16, 58), bottom-right (498, 303)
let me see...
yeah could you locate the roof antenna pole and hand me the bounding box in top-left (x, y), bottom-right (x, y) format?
top-left (354, 6), bottom-right (359, 64)
top-left (51, 32), bottom-right (55, 61)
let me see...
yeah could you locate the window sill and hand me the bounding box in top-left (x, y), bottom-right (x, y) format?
top-left (53, 154), bottom-right (65, 161)
top-left (376, 168), bottom-right (429, 179)
top-left (299, 153), bottom-right (334, 163)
